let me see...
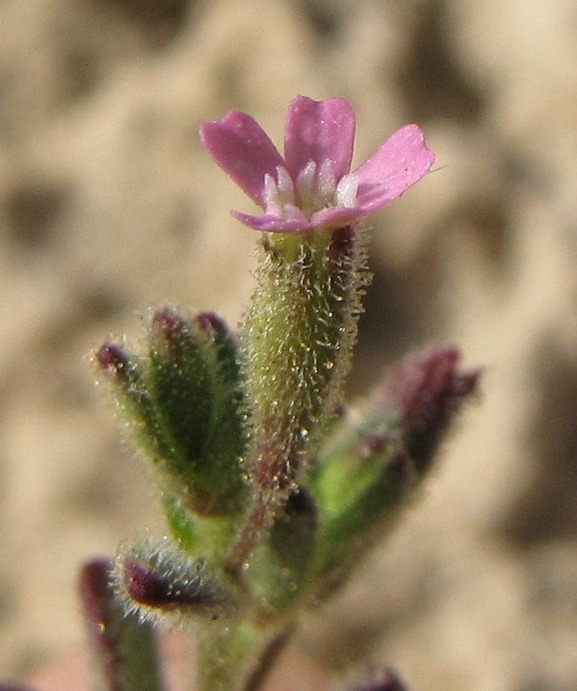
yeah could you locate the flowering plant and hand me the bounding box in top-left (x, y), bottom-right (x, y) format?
top-left (7, 97), bottom-right (478, 691)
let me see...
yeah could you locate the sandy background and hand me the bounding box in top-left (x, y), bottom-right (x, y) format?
top-left (1, 0), bottom-right (577, 689)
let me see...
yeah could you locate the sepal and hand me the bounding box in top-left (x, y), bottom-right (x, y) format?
top-left (113, 537), bottom-right (244, 628)
top-left (314, 448), bottom-right (413, 592)
top-left (96, 342), bottom-right (172, 463)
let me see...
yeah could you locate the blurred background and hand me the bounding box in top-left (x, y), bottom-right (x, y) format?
top-left (1, 0), bottom-right (577, 688)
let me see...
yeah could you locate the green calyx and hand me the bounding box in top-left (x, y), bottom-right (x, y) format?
top-left (242, 226), bottom-right (370, 500)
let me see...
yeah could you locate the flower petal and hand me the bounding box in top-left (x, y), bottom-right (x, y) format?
top-left (200, 111), bottom-right (285, 207)
top-left (231, 209), bottom-right (314, 233)
top-left (284, 96), bottom-right (356, 182)
top-left (310, 205), bottom-right (366, 229)
top-left (353, 125), bottom-right (435, 212)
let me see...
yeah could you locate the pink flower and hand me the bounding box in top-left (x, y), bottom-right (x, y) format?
top-left (200, 96), bottom-right (435, 233)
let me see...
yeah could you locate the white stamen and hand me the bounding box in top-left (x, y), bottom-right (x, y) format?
top-left (316, 160), bottom-right (337, 202)
top-left (263, 166), bottom-right (297, 215)
top-left (275, 166), bottom-right (296, 206)
top-left (335, 173), bottom-right (358, 208)
top-left (263, 173), bottom-right (283, 215)
top-left (262, 160), bottom-right (357, 222)
top-left (296, 160), bottom-right (317, 210)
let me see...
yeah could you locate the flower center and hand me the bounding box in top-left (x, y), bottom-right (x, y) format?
top-left (263, 161), bottom-right (358, 221)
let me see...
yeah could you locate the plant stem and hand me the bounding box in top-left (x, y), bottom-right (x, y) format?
top-left (196, 621), bottom-right (293, 691)
top-left (241, 625), bottom-right (294, 691)
top-left (196, 622), bottom-right (256, 691)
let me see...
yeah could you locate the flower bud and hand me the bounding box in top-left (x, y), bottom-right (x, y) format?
top-left (147, 307), bottom-right (248, 516)
top-left (97, 308), bottom-right (248, 519)
top-left (311, 346), bottom-right (479, 596)
top-left (148, 308), bottom-right (213, 464)
top-left (378, 346), bottom-right (480, 473)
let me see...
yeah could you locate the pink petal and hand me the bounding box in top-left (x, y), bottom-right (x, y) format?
top-left (231, 209), bottom-right (313, 233)
top-left (353, 125), bottom-right (435, 212)
top-left (283, 96), bottom-right (356, 182)
top-left (200, 111), bottom-right (285, 208)
top-left (310, 205), bottom-right (365, 229)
